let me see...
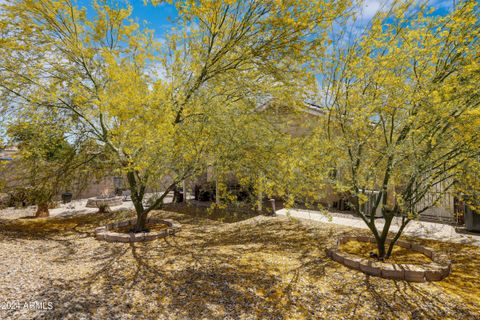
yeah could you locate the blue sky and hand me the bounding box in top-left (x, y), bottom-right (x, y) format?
top-left (74, 0), bottom-right (455, 41)
top-left (359, 0), bottom-right (454, 20)
top-left (76, 0), bottom-right (179, 39)
top-left (126, 1), bottom-right (178, 36)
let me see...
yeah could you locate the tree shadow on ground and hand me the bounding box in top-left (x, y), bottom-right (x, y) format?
top-left (1, 210), bottom-right (480, 319)
top-left (0, 210), bottom-right (134, 237)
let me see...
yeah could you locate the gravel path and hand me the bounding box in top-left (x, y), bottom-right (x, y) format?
top-left (0, 192), bottom-right (180, 220)
top-left (277, 208), bottom-right (480, 246)
top-left (0, 199), bottom-right (134, 220)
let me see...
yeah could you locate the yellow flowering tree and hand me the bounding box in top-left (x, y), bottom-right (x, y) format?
top-left (311, 0), bottom-right (480, 259)
top-left (0, 0), bottom-right (350, 230)
top-left (2, 110), bottom-right (104, 217)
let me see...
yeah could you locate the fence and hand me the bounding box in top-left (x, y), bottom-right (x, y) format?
top-left (415, 184), bottom-right (455, 223)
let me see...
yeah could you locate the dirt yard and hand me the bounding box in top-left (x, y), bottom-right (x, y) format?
top-left (0, 209), bottom-right (479, 319)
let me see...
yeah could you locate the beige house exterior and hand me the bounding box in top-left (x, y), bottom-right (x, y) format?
top-left (0, 146), bottom-right (123, 201)
top-left (261, 102), bottom-right (460, 223)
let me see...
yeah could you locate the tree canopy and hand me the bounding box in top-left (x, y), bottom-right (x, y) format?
top-left (0, 0), bottom-right (350, 229)
top-left (307, 0), bottom-right (480, 259)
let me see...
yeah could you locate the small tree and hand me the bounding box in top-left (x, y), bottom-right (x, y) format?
top-left (309, 1), bottom-right (480, 259)
top-left (4, 114), bottom-right (99, 217)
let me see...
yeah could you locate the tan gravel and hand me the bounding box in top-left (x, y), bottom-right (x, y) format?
top-left (0, 210), bottom-right (479, 319)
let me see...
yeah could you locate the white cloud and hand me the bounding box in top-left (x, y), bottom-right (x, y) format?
top-left (361, 0), bottom-right (382, 20)
top-left (147, 60), bottom-right (168, 83)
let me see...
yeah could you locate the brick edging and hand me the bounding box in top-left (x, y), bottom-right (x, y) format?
top-left (327, 236), bottom-right (451, 282)
top-left (94, 218), bottom-right (181, 243)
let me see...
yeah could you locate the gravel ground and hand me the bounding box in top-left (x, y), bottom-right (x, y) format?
top-left (0, 210), bottom-right (479, 319)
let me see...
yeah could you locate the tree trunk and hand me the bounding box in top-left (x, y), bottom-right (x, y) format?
top-left (126, 170), bottom-right (148, 232)
top-left (125, 171), bottom-right (174, 232)
top-left (257, 189), bottom-right (263, 211)
top-left (183, 180), bottom-right (187, 204)
top-left (376, 237), bottom-right (387, 260)
top-left (35, 203), bottom-right (49, 218)
top-left (134, 211), bottom-right (148, 232)
top-left (173, 185), bottom-right (182, 203)
top-left (386, 239), bottom-right (396, 259)
top-left (215, 178), bottom-right (219, 205)
top-left (131, 194), bottom-right (147, 232)
top-left (385, 217), bottom-right (410, 259)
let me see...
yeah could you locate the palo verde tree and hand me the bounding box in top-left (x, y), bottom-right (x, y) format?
top-left (0, 0), bottom-right (350, 231)
top-left (310, 0), bottom-right (480, 259)
top-left (2, 110), bottom-right (102, 217)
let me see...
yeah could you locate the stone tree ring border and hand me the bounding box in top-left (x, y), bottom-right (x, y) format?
top-left (327, 236), bottom-right (452, 282)
top-left (95, 218), bottom-right (181, 243)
